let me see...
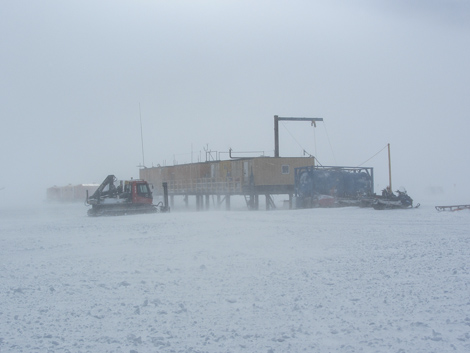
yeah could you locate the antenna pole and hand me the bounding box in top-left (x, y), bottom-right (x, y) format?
top-left (139, 103), bottom-right (145, 168)
top-left (388, 143), bottom-right (392, 191)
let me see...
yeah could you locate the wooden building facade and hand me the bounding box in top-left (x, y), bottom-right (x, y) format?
top-left (139, 157), bottom-right (315, 210)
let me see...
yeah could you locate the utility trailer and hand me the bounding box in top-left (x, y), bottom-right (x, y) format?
top-left (294, 166), bottom-right (374, 208)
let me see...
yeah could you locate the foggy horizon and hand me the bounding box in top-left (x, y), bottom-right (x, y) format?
top-left (1, 1), bottom-right (469, 206)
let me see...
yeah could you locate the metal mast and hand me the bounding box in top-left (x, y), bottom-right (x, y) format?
top-left (274, 115), bottom-right (324, 157)
top-left (388, 143), bottom-right (392, 191)
top-left (139, 103), bottom-right (145, 168)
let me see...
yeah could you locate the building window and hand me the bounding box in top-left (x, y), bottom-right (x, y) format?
top-left (281, 165), bottom-right (290, 174)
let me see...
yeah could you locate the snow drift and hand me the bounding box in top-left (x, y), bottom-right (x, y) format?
top-left (1, 203), bottom-right (469, 352)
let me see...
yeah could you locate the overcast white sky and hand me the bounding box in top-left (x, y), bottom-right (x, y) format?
top-left (1, 0), bottom-right (469, 205)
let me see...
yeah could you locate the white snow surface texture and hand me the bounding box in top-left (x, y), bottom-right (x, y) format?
top-left (1, 204), bottom-right (469, 353)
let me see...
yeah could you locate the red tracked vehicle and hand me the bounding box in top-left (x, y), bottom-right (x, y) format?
top-left (86, 175), bottom-right (169, 216)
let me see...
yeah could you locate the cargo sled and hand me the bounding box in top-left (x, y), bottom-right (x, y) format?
top-left (435, 204), bottom-right (470, 212)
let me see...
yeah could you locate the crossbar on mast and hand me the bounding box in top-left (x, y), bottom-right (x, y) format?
top-left (274, 115), bottom-right (323, 157)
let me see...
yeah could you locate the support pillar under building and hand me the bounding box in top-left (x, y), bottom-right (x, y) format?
top-left (196, 195), bottom-right (203, 211)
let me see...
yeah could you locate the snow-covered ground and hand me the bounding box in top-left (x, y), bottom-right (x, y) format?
top-left (1, 202), bottom-right (469, 353)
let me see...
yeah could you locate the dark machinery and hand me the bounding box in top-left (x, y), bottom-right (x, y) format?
top-left (86, 175), bottom-right (169, 216)
top-left (372, 188), bottom-right (416, 210)
top-left (294, 166), bottom-right (375, 208)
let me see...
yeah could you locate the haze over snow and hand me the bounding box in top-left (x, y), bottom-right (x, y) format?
top-left (1, 0), bottom-right (469, 206)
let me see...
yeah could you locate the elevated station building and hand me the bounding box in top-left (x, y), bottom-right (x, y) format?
top-left (139, 156), bottom-right (315, 210)
top-left (47, 183), bottom-right (99, 203)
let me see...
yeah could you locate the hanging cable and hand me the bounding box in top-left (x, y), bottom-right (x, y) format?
top-left (322, 121), bottom-right (337, 165)
top-left (313, 123), bottom-right (317, 159)
top-left (280, 121), bottom-right (310, 155)
top-left (357, 144), bottom-right (389, 167)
